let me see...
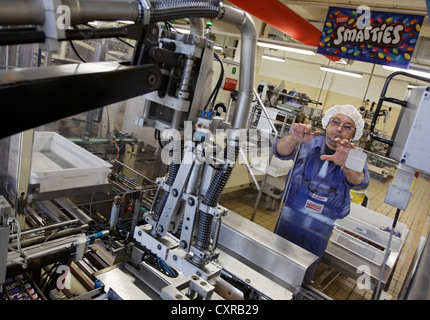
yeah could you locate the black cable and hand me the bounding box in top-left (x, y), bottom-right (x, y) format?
top-left (80, 23), bottom-right (135, 48)
top-left (203, 52), bottom-right (224, 113)
top-left (156, 129), bottom-right (167, 149)
top-left (115, 36), bottom-right (135, 49)
top-left (40, 262), bottom-right (60, 290)
top-left (164, 21), bottom-right (180, 33)
top-left (212, 53), bottom-right (224, 104)
top-left (69, 40), bottom-right (87, 63)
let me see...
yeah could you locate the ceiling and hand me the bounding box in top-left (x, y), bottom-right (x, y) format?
top-left (279, 0), bottom-right (428, 32)
top-left (214, 0), bottom-right (430, 69)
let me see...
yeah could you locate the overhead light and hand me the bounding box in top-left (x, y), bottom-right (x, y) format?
top-left (335, 58), bottom-right (349, 65)
top-left (257, 41), bottom-right (315, 55)
top-left (173, 27), bottom-right (190, 34)
top-left (262, 55), bottom-right (285, 62)
top-left (320, 66), bottom-right (363, 78)
top-left (214, 45), bottom-right (223, 51)
top-left (117, 20), bottom-right (134, 25)
top-left (383, 65), bottom-right (430, 79)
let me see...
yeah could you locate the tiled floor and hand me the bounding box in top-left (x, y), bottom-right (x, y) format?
top-left (219, 172), bottom-right (430, 300)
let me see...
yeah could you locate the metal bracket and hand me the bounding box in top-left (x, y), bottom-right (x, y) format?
top-left (160, 274), bottom-right (215, 300)
top-left (178, 195), bottom-right (200, 252)
top-left (134, 224), bottom-right (178, 260)
top-left (156, 147), bottom-right (196, 236)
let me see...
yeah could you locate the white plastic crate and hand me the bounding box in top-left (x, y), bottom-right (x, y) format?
top-left (330, 228), bottom-right (386, 266)
top-left (330, 203), bottom-right (408, 265)
top-left (335, 203), bottom-right (408, 252)
top-left (30, 132), bottom-right (112, 192)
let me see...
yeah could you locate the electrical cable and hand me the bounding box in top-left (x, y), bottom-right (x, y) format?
top-left (139, 245), bottom-right (178, 278)
top-left (80, 23), bottom-right (135, 48)
top-left (202, 52), bottom-right (224, 113)
top-left (111, 140), bottom-right (120, 160)
top-left (69, 40), bottom-right (87, 63)
top-left (40, 262), bottom-right (60, 291)
top-left (155, 129), bottom-right (167, 149)
top-left (208, 53), bottom-right (224, 112)
top-left (164, 21), bottom-right (179, 33)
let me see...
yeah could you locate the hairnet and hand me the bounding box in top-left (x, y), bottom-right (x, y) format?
top-left (321, 104), bottom-right (365, 141)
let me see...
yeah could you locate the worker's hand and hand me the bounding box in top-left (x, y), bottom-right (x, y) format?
top-left (290, 123), bottom-right (320, 144)
top-left (320, 137), bottom-right (355, 167)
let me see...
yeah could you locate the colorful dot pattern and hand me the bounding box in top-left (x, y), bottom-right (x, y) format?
top-left (317, 7), bottom-right (424, 68)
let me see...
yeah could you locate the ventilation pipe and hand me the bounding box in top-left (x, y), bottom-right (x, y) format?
top-left (228, 0), bottom-right (340, 62)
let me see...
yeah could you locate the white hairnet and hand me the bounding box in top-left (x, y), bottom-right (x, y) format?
top-left (321, 104), bottom-right (365, 141)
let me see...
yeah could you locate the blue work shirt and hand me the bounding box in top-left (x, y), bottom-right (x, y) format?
top-left (273, 135), bottom-right (370, 219)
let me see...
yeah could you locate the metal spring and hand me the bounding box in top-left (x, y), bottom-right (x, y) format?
top-left (152, 138), bottom-right (182, 224)
top-left (149, 0), bottom-right (220, 22)
top-left (194, 143), bottom-right (239, 252)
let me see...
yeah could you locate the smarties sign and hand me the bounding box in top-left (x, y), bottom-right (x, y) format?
top-left (317, 7), bottom-right (424, 68)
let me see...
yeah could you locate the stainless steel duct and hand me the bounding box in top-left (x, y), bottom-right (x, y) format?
top-left (0, 0), bottom-right (46, 25)
top-left (63, 0), bottom-right (141, 25)
top-left (218, 4), bottom-right (257, 129)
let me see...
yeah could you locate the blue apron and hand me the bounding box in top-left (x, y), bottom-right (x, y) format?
top-left (275, 149), bottom-right (350, 261)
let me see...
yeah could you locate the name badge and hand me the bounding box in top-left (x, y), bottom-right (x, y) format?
top-left (311, 193), bottom-right (328, 202)
top-left (305, 199), bottom-right (324, 214)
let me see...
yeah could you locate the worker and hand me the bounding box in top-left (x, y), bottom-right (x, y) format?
top-left (273, 104), bottom-right (370, 281)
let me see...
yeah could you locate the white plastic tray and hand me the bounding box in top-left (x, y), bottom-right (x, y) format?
top-left (334, 203), bottom-right (408, 253)
top-left (331, 228), bottom-right (386, 266)
top-left (330, 203), bottom-right (408, 265)
top-left (30, 132), bottom-right (112, 192)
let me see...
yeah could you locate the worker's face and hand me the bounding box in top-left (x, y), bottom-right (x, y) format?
top-left (325, 113), bottom-right (356, 149)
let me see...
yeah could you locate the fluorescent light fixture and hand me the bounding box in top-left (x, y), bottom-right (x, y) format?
top-left (117, 20), bottom-right (134, 25)
top-left (214, 45), bottom-right (223, 51)
top-left (320, 66), bottom-right (363, 78)
top-left (257, 41), bottom-right (315, 55)
top-left (383, 65), bottom-right (430, 79)
top-left (173, 27), bottom-right (190, 34)
top-left (335, 58), bottom-right (348, 65)
top-left (262, 55), bottom-right (285, 62)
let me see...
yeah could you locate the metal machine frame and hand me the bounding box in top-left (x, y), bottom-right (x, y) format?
top-left (0, 0), bottom-right (319, 301)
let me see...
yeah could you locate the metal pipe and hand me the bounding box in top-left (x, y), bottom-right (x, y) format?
top-left (54, 198), bottom-right (94, 225)
top-left (7, 233), bottom-right (87, 267)
top-left (9, 219), bottom-right (79, 239)
top-left (185, 162), bottom-right (204, 195)
top-left (220, 5), bottom-right (257, 129)
top-left (113, 159), bottom-right (155, 184)
top-left (369, 71), bottom-right (430, 146)
top-left (63, 0), bottom-right (140, 25)
top-left (64, 0), bottom-right (222, 25)
top-left (0, 0), bottom-right (45, 25)
top-left (109, 195), bottom-right (122, 232)
top-left (34, 201), bottom-right (71, 224)
top-left (239, 147), bottom-right (260, 191)
top-left (252, 87), bottom-right (279, 137)
top-left (189, 18), bottom-right (205, 37)
top-left (148, 0), bottom-right (220, 22)
top-left (8, 224), bottom-right (87, 249)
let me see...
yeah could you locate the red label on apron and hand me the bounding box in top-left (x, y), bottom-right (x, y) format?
top-left (305, 199), bottom-right (324, 214)
top-left (311, 193), bottom-right (328, 202)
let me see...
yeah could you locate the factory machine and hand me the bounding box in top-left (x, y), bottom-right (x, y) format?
top-left (1, 0), bottom-right (429, 302)
top-left (0, 0), bottom-right (320, 301)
